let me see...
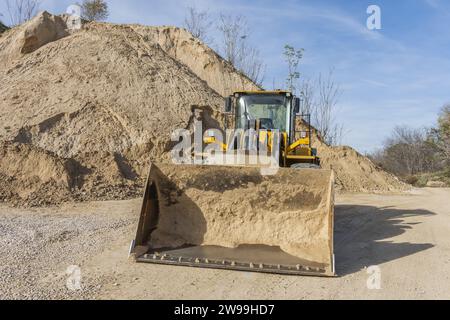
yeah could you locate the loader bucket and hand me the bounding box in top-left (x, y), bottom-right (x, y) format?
top-left (131, 163), bottom-right (335, 277)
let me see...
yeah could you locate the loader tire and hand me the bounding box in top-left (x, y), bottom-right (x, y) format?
top-left (291, 163), bottom-right (321, 169)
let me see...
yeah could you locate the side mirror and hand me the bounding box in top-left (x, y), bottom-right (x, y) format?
top-left (293, 97), bottom-right (301, 115)
top-left (225, 97), bottom-right (233, 113)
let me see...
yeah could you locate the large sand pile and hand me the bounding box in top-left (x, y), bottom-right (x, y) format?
top-left (0, 12), bottom-right (408, 206)
top-left (0, 15), bottom-right (225, 149)
top-left (0, 12), bottom-right (224, 205)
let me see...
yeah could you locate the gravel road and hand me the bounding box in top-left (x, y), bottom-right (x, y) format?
top-left (1, 188), bottom-right (449, 300)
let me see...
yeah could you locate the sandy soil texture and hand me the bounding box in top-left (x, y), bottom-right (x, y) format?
top-left (1, 188), bottom-right (449, 300)
top-left (130, 25), bottom-right (261, 97)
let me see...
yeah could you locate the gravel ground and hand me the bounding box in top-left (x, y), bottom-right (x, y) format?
top-left (1, 188), bottom-right (449, 300)
top-left (0, 201), bottom-right (137, 299)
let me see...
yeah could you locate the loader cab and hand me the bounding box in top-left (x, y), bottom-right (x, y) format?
top-left (223, 90), bottom-right (319, 167)
top-left (226, 91), bottom-right (302, 144)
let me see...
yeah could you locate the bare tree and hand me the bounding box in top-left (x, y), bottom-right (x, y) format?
top-left (5, 0), bottom-right (40, 26)
top-left (298, 78), bottom-right (315, 115)
top-left (283, 45), bottom-right (304, 93)
top-left (295, 70), bottom-right (345, 146)
top-left (238, 42), bottom-right (266, 87)
top-left (217, 14), bottom-right (265, 86)
top-left (217, 14), bottom-right (245, 66)
top-left (313, 70), bottom-right (344, 146)
top-left (80, 0), bottom-right (109, 21)
top-left (183, 6), bottom-right (213, 44)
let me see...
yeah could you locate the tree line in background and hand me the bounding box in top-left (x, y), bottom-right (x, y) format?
top-left (369, 106), bottom-right (450, 186)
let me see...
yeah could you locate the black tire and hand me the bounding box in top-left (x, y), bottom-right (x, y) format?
top-left (291, 163), bottom-right (322, 169)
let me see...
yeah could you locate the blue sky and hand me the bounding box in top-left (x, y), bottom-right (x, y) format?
top-left (1, 0), bottom-right (449, 153)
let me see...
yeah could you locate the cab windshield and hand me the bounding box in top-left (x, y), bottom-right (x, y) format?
top-left (236, 95), bottom-right (289, 131)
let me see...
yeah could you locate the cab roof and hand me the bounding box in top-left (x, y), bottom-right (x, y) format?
top-left (233, 90), bottom-right (292, 95)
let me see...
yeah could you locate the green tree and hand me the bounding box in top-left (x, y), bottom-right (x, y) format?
top-left (0, 21), bottom-right (6, 34)
top-left (80, 0), bottom-right (109, 21)
top-left (436, 105), bottom-right (450, 162)
top-left (0, 13), bottom-right (7, 33)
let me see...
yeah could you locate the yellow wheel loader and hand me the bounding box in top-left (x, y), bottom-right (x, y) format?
top-left (130, 91), bottom-right (335, 277)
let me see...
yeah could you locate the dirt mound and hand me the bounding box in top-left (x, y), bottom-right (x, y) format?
top-left (0, 142), bottom-right (143, 207)
top-left (0, 12), bottom-right (408, 206)
top-left (13, 103), bottom-right (143, 158)
top-left (296, 120), bottom-right (410, 193)
top-left (0, 11), bottom-right (68, 65)
top-left (132, 26), bottom-right (261, 97)
top-left (0, 142), bottom-right (73, 206)
top-left (317, 144), bottom-right (409, 193)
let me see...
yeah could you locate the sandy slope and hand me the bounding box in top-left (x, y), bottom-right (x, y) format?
top-left (130, 25), bottom-right (261, 97)
top-left (1, 188), bottom-right (448, 300)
